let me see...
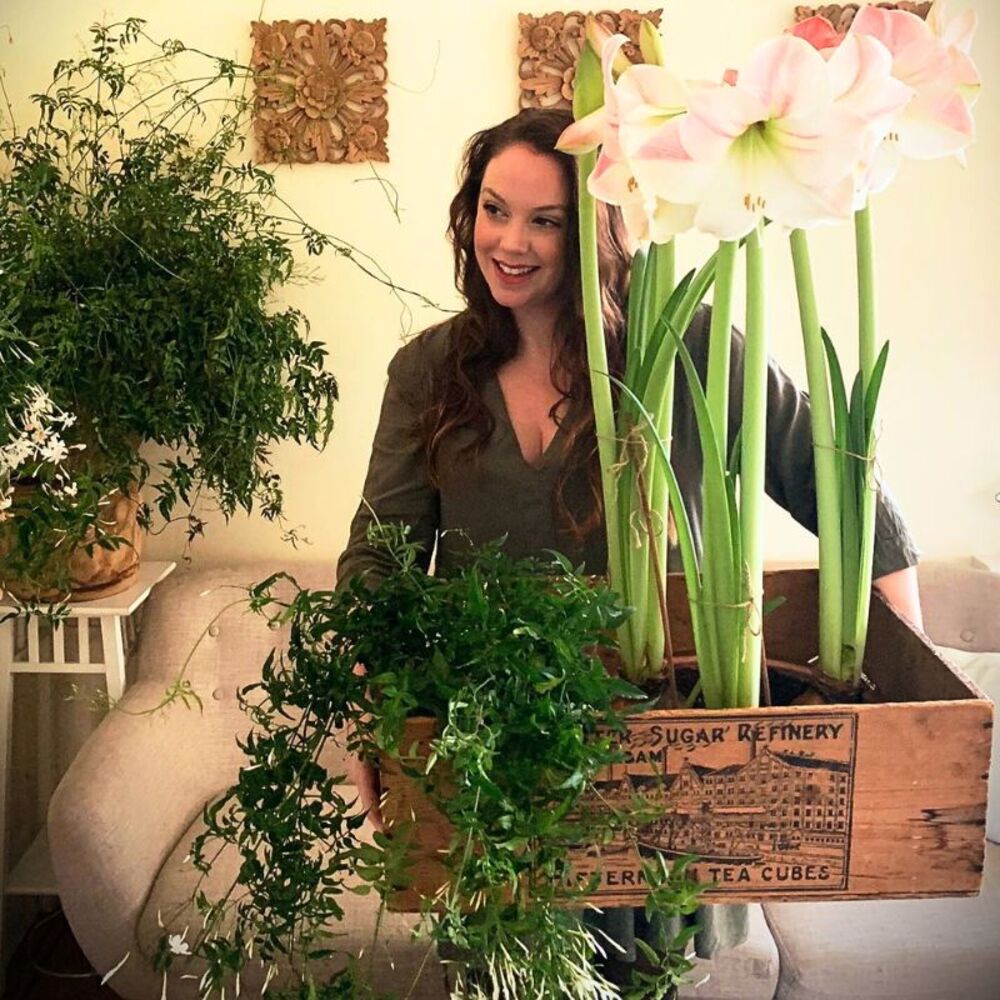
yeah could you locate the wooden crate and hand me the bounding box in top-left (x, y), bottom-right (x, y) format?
top-left (381, 569), bottom-right (992, 907)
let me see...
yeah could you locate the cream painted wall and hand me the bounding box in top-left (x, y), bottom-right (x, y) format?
top-left (2, 0), bottom-right (998, 572)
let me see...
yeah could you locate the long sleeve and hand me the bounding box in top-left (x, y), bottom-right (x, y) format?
top-left (335, 339), bottom-right (440, 589)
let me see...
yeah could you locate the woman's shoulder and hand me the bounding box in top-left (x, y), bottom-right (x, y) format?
top-left (388, 313), bottom-right (463, 383)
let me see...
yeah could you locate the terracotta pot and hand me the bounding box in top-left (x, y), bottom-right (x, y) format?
top-left (0, 484), bottom-right (143, 603)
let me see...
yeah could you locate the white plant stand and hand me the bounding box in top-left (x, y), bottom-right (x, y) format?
top-left (0, 560), bottom-right (175, 977)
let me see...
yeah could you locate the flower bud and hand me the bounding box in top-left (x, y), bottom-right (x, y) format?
top-left (639, 19), bottom-right (667, 67)
top-left (572, 41), bottom-right (604, 120)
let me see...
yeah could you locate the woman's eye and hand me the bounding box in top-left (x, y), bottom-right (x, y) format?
top-left (535, 217), bottom-right (560, 228)
top-left (483, 202), bottom-right (502, 217)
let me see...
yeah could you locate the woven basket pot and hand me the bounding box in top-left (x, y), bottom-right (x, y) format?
top-left (0, 485), bottom-right (143, 603)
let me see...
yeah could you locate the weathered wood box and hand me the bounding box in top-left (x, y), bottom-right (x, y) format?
top-left (381, 569), bottom-right (992, 907)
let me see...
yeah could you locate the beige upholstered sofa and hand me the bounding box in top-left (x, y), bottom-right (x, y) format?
top-left (48, 560), bottom-right (1000, 999)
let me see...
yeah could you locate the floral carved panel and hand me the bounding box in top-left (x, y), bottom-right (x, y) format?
top-left (518, 9), bottom-right (663, 111)
top-left (793, 3), bottom-right (932, 33)
top-left (251, 19), bottom-right (388, 164)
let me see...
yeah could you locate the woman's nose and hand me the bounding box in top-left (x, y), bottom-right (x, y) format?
top-left (499, 220), bottom-right (529, 255)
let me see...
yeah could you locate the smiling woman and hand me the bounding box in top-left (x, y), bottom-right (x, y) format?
top-left (335, 105), bottom-right (920, 993)
top-left (337, 107), bottom-right (632, 591)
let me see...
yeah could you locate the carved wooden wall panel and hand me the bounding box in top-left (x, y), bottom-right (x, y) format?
top-left (793, 3), bottom-right (932, 33)
top-left (251, 18), bottom-right (388, 164)
top-left (518, 9), bottom-right (663, 111)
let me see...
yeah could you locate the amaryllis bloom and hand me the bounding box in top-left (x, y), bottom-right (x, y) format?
top-left (824, 34), bottom-right (915, 203)
top-left (558, 34), bottom-right (696, 243)
top-left (634, 35), bottom-right (877, 239)
top-left (847, 5), bottom-right (979, 192)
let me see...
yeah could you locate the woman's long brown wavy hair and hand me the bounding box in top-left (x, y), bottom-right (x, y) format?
top-left (420, 108), bottom-right (632, 539)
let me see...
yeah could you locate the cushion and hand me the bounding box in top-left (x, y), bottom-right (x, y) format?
top-left (762, 841), bottom-right (1000, 1000)
top-left (678, 903), bottom-right (779, 1000)
top-left (136, 786), bottom-right (446, 1000)
top-left (938, 647), bottom-right (1000, 844)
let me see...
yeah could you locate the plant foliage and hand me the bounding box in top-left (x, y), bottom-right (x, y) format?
top-left (0, 19), bottom-right (341, 598)
top-left (152, 525), bottom-right (704, 998)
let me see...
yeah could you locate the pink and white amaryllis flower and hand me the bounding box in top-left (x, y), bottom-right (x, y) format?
top-left (823, 34), bottom-right (915, 204)
top-left (558, 34), bottom-right (696, 243)
top-left (847, 5), bottom-right (979, 192)
top-left (634, 35), bottom-right (879, 240)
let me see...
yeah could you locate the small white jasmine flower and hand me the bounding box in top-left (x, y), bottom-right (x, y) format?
top-left (40, 436), bottom-right (69, 464)
top-left (167, 926), bottom-right (191, 955)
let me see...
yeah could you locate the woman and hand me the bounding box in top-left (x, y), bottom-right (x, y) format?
top-left (338, 107), bottom-right (922, 982)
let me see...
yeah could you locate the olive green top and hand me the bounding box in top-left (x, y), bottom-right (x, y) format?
top-left (337, 306), bottom-right (918, 588)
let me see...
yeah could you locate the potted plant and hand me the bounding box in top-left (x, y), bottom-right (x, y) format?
top-left (511, 6), bottom-right (990, 907)
top-left (0, 18), bottom-right (341, 607)
top-left (144, 525), bottom-right (706, 999)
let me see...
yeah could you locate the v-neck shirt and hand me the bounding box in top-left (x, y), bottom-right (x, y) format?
top-left (493, 368), bottom-right (567, 471)
top-left (336, 307), bottom-right (918, 588)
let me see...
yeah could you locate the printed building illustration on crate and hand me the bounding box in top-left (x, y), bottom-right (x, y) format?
top-left (583, 712), bottom-right (858, 894)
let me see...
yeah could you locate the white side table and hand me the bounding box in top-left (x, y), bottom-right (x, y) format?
top-left (0, 560), bottom-right (175, 973)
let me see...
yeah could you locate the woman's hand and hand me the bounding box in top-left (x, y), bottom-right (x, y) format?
top-left (348, 660), bottom-right (385, 832)
top-left (347, 753), bottom-right (385, 833)
top-left (874, 565), bottom-right (924, 631)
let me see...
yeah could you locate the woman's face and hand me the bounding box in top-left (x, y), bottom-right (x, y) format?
top-left (473, 143), bottom-right (570, 326)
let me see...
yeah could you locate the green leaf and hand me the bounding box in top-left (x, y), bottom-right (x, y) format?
top-left (762, 595), bottom-right (786, 617)
top-left (864, 339), bottom-right (891, 441)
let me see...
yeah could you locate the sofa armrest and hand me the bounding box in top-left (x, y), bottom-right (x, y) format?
top-left (918, 561), bottom-right (1000, 652)
top-left (48, 676), bottom-right (248, 976)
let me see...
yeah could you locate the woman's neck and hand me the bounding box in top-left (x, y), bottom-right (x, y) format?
top-left (511, 304), bottom-right (557, 368)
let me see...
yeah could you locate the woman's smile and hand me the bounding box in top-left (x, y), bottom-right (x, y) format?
top-left (493, 259), bottom-right (541, 284)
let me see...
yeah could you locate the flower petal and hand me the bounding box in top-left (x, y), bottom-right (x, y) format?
top-left (850, 7), bottom-right (931, 56)
top-left (618, 63), bottom-right (687, 116)
top-left (681, 83), bottom-right (767, 162)
top-left (790, 15), bottom-right (844, 52)
top-left (647, 197), bottom-right (697, 243)
top-left (557, 107), bottom-right (608, 154)
top-left (827, 34), bottom-right (914, 128)
top-left (588, 156), bottom-right (636, 204)
top-left (690, 152), bottom-right (761, 240)
top-left (897, 88), bottom-right (974, 159)
top-left (768, 112), bottom-right (865, 188)
top-left (864, 135), bottom-right (904, 195)
top-left (632, 116), bottom-right (711, 205)
top-left (738, 35), bottom-right (832, 120)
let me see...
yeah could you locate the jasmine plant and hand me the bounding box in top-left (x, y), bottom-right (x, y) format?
top-left (150, 524), bottom-right (703, 999)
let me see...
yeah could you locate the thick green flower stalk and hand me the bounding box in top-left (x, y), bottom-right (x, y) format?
top-left (569, 25), bottom-right (769, 705)
top-left (790, 229), bottom-right (844, 678)
top-left (791, 217), bottom-right (890, 686)
top-left (574, 43), bottom-right (629, 662)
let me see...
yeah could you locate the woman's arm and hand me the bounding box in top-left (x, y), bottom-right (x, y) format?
top-left (874, 564), bottom-right (924, 630)
top-left (336, 335), bottom-right (441, 589)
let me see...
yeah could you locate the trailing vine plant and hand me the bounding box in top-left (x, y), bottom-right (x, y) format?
top-left (146, 525), bottom-right (704, 999)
